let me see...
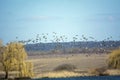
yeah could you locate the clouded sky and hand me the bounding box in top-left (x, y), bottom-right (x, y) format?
top-left (0, 0), bottom-right (120, 44)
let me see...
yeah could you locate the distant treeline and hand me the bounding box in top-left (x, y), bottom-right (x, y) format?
top-left (25, 41), bottom-right (120, 55)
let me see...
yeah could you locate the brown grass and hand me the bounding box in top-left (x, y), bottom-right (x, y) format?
top-left (2, 53), bottom-right (120, 78)
top-left (36, 71), bottom-right (91, 78)
top-left (104, 69), bottom-right (120, 75)
top-left (88, 67), bottom-right (107, 76)
top-left (28, 53), bottom-right (108, 77)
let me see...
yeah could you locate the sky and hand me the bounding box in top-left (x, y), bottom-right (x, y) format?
top-left (0, 0), bottom-right (120, 44)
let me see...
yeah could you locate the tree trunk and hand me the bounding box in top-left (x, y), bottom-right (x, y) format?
top-left (5, 71), bottom-right (8, 79)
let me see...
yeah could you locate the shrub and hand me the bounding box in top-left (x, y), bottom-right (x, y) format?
top-left (54, 64), bottom-right (77, 71)
top-left (108, 49), bottom-right (120, 69)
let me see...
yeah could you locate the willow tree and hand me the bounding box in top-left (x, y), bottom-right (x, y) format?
top-left (0, 42), bottom-right (34, 79)
top-left (0, 40), bottom-right (4, 71)
top-left (108, 49), bottom-right (120, 69)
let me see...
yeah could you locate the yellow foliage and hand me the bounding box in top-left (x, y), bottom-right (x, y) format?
top-left (108, 49), bottom-right (120, 69)
top-left (18, 61), bottom-right (34, 77)
top-left (0, 41), bottom-right (34, 78)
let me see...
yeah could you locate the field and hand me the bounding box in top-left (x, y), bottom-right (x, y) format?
top-left (1, 52), bottom-right (120, 78)
top-left (28, 53), bottom-right (108, 78)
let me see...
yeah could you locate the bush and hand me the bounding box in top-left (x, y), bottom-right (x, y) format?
top-left (108, 49), bottom-right (120, 69)
top-left (54, 64), bottom-right (77, 71)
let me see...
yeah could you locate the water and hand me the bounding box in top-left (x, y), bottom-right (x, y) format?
top-left (34, 76), bottom-right (120, 80)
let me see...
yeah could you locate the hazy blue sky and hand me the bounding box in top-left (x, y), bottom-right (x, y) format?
top-left (0, 0), bottom-right (120, 44)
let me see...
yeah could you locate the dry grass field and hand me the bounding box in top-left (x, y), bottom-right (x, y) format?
top-left (1, 53), bottom-right (120, 78)
top-left (27, 53), bottom-right (108, 78)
